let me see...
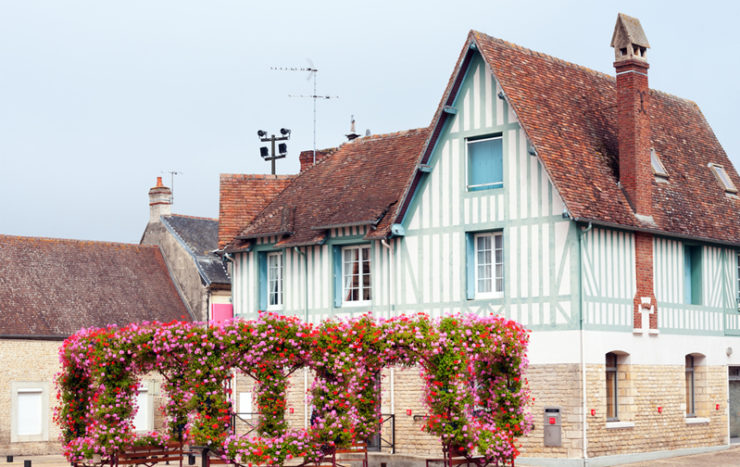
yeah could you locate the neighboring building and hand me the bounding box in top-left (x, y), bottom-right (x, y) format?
top-left (0, 235), bottom-right (190, 455)
top-left (222, 15), bottom-right (740, 465)
top-left (141, 177), bottom-right (231, 322)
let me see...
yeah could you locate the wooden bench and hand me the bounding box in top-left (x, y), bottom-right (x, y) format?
top-left (116, 442), bottom-right (184, 467)
top-left (426, 454), bottom-right (513, 467)
top-left (332, 441), bottom-right (368, 467)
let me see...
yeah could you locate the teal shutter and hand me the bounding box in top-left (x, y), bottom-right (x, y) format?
top-left (684, 247), bottom-right (691, 304)
top-left (258, 252), bottom-right (267, 311)
top-left (466, 233), bottom-right (475, 299)
top-left (467, 138), bottom-right (503, 191)
top-left (333, 246), bottom-right (342, 307)
top-left (691, 247), bottom-right (702, 305)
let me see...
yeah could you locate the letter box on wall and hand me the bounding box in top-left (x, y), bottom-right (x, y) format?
top-left (543, 407), bottom-right (561, 447)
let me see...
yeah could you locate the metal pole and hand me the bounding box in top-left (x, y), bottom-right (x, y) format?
top-left (270, 136), bottom-right (276, 175)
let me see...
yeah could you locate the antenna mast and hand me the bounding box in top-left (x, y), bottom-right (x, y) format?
top-left (165, 170), bottom-right (181, 205)
top-left (272, 64), bottom-right (338, 165)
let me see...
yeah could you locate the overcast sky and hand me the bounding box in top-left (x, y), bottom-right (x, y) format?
top-left (1, 0), bottom-right (738, 244)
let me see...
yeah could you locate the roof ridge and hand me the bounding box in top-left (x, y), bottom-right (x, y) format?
top-left (0, 234), bottom-right (156, 250)
top-left (349, 126), bottom-right (429, 144)
top-left (220, 173), bottom-right (296, 181)
top-left (164, 214), bottom-right (218, 222)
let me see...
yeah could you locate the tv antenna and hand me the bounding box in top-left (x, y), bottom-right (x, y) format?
top-left (271, 61), bottom-right (338, 164)
top-left (162, 170), bottom-right (182, 206)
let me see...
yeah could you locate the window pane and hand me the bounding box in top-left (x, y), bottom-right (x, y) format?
top-left (132, 387), bottom-right (149, 431)
top-left (468, 138), bottom-right (503, 191)
top-left (17, 390), bottom-right (42, 436)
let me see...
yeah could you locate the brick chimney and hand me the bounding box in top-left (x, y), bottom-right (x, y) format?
top-left (611, 13), bottom-right (652, 221)
top-left (612, 14), bottom-right (657, 331)
top-left (299, 148), bottom-right (337, 172)
top-left (148, 176), bottom-right (172, 223)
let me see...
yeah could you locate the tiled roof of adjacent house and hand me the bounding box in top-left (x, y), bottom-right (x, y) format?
top-left (218, 174), bottom-right (295, 249)
top-left (161, 215), bottom-right (230, 286)
top-left (396, 31), bottom-right (740, 246)
top-left (227, 128), bottom-right (430, 250)
top-left (0, 235), bottom-right (190, 338)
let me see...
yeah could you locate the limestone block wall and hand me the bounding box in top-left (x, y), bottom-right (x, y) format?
top-left (518, 364), bottom-right (584, 458)
top-left (0, 339), bottom-right (62, 455)
top-left (585, 363), bottom-right (727, 458)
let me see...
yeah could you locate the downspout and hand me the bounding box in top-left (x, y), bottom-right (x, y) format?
top-left (579, 222), bottom-right (592, 465)
top-left (294, 246), bottom-right (310, 429)
top-left (381, 238), bottom-right (395, 418)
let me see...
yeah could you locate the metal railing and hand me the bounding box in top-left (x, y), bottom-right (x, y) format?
top-left (367, 413), bottom-right (395, 453)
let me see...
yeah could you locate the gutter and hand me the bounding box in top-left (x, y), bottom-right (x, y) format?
top-left (0, 334), bottom-right (67, 341)
top-left (578, 222), bottom-right (592, 464)
top-left (572, 217), bottom-right (740, 249)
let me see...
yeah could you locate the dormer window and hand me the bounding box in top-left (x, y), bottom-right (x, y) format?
top-left (651, 148), bottom-right (668, 179)
top-left (708, 163), bottom-right (738, 193)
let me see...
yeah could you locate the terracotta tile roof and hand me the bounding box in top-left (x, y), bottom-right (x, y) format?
top-left (161, 215), bottom-right (230, 286)
top-left (0, 235), bottom-right (190, 338)
top-left (230, 128), bottom-right (430, 249)
top-left (218, 174), bottom-right (295, 249)
top-left (397, 31), bottom-right (740, 246)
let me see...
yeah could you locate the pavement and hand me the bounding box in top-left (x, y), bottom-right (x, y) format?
top-left (6, 446), bottom-right (740, 467)
top-left (618, 444), bottom-right (740, 466)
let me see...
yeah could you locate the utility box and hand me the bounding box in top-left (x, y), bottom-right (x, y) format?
top-left (543, 407), bottom-right (562, 447)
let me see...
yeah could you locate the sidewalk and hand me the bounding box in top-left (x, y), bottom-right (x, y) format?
top-left (618, 444), bottom-right (740, 466)
top-left (3, 456), bottom-right (68, 467)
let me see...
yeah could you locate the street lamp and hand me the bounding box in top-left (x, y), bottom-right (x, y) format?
top-left (258, 128), bottom-right (291, 175)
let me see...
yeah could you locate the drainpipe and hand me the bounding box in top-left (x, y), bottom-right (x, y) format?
top-left (579, 222), bottom-right (592, 465)
top-left (293, 246), bottom-right (310, 428)
top-left (381, 238), bottom-right (395, 417)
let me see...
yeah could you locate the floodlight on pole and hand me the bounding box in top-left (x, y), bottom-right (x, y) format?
top-left (258, 129), bottom-right (291, 175)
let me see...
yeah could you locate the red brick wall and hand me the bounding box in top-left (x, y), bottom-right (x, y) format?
top-left (633, 231), bottom-right (657, 329)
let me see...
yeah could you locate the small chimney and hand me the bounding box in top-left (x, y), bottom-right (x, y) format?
top-left (346, 115), bottom-right (360, 142)
top-left (612, 13), bottom-right (652, 221)
top-left (148, 176), bottom-right (172, 223)
top-left (299, 148), bottom-right (337, 172)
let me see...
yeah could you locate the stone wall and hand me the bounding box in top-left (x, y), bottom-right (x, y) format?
top-left (585, 362), bottom-right (727, 458)
top-left (141, 222), bottom-right (207, 321)
top-left (0, 339), bottom-right (62, 455)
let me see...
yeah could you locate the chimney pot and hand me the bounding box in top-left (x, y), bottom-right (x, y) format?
top-left (148, 177), bottom-right (172, 223)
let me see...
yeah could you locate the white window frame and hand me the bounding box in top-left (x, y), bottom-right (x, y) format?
top-left (341, 245), bottom-right (372, 306)
top-left (132, 380), bottom-right (154, 432)
top-left (466, 135), bottom-right (504, 192)
top-left (737, 252), bottom-right (740, 311)
top-left (474, 232), bottom-right (503, 299)
top-left (266, 251), bottom-right (284, 310)
top-left (11, 382), bottom-right (49, 443)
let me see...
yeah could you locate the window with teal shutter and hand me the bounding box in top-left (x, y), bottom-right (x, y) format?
top-left (258, 252), bottom-right (267, 311)
top-left (466, 231), bottom-right (503, 299)
top-left (332, 246), bottom-right (342, 308)
top-left (684, 245), bottom-right (702, 305)
top-left (467, 136), bottom-right (503, 191)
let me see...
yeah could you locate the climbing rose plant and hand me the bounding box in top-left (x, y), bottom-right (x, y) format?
top-left (55, 312), bottom-right (531, 465)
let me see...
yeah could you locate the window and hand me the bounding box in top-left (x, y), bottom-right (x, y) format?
top-left (685, 355), bottom-right (695, 417)
top-left (267, 252), bottom-right (284, 310)
top-left (341, 245), bottom-right (371, 304)
top-left (467, 136), bottom-right (503, 191)
top-left (466, 232), bottom-right (503, 299)
top-left (258, 251), bottom-right (283, 311)
top-left (11, 382), bottom-right (49, 442)
top-left (132, 383), bottom-right (153, 432)
top-left (684, 245), bottom-right (702, 305)
top-left (708, 163), bottom-right (738, 193)
top-left (238, 392), bottom-right (253, 420)
top-left (605, 353), bottom-right (618, 421)
top-left (650, 148), bottom-right (668, 179)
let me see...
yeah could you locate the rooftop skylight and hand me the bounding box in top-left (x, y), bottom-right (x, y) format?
top-left (650, 148), bottom-right (668, 178)
top-left (708, 163), bottom-right (737, 193)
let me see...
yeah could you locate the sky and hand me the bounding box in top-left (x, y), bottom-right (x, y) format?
top-left (1, 0), bottom-right (738, 244)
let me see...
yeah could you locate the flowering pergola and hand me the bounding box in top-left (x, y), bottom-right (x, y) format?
top-left (55, 312), bottom-right (531, 466)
